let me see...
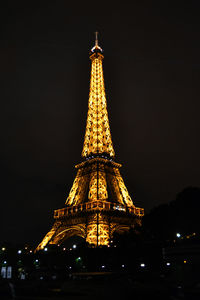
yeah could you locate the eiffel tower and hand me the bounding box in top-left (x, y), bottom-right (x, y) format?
top-left (35, 33), bottom-right (144, 251)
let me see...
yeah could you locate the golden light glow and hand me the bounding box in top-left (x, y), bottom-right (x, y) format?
top-left (86, 213), bottom-right (110, 246)
top-left (82, 52), bottom-right (115, 158)
top-left (35, 225), bottom-right (58, 252)
top-left (65, 168), bottom-right (89, 206)
top-left (35, 39), bottom-right (144, 252)
top-left (112, 167), bottom-right (135, 207)
top-left (88, 163), bottom-right (108, 201)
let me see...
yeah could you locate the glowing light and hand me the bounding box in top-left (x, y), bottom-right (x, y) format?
top-left (44, 247), bottom-right (48, 252)
top-left (34, 38), bottom-right (144, 252)
top-left (35, 226), bottom-right (57, 252)
top-left (86, 213), bottom-right (111, 246)
top-left (184, 260), bottom-right (187, 264)
top-left (122, 264), bottom-right (125, 268)
top-left (101, 265), bottom-right (105, 269)
top-left (82, 53), bottom-right (115, 158)
top-left (18, 250), bottom-right (22, 254)
top-left (140, 263), bottom-right (145, 268)
top-left (114, 205), bottom-right (126, 212)
top-left (2, 247), bottom-right (6, 251)
top-left (166, 263), bottom-right (171, 266)
top-left (176, 233), bottom-right (181, 238)
top-left (75, 257), bottom-right (82, 264)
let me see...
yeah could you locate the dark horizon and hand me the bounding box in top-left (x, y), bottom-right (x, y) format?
top-left (0, 2), bottom-right (200, 245)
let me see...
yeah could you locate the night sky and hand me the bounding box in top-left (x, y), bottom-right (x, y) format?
top-left (0, 2), bottom-right (200, 245)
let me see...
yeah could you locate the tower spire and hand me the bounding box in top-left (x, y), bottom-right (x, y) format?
top-left (91, 31), bottom-right (103, 52)
top-left (82, 35), bottom-right (115, 158)
top-left (95, 31), bottom-right (98, 47)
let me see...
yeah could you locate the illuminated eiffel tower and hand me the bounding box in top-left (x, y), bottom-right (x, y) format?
top-left (35, 33), bottom-right (144, 251)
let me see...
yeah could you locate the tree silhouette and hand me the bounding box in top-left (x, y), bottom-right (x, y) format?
top-left (143, 187), bottom-right (200, 241)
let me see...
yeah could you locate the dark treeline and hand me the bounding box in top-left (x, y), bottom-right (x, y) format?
top-left (143, 186), bottom-right (200, 242)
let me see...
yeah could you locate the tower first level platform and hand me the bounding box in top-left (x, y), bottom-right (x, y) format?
top-left (36, 157), bottom-right (144, 251)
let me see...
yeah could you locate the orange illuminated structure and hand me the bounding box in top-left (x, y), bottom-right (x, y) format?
top-left (35, 33), bottom-right (144, 251)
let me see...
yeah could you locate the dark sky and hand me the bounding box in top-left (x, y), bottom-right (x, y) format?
top-left (0, 1), bottom-right (200, 245)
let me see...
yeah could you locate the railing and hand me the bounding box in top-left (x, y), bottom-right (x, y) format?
top-left (54, 201), bottom-right (144, 219)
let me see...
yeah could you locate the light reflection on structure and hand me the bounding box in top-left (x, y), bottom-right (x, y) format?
top-left (35, 33), bottom-right (144, 252)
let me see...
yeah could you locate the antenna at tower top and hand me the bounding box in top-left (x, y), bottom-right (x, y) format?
top-left (91, 31), bottom-right (103, 52)
top-left (95, 31), bottom-right (98, 47)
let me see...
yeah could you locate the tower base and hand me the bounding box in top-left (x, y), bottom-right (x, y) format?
top-left (35, 202), bottom-right (143, 252)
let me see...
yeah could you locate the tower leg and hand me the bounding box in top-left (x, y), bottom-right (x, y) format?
top-left (35, 221), bottom-right (61, 252)
top-left (97, 212), bottom-right (99, 247)
top-left (86, 213), bottom-right (110, 247)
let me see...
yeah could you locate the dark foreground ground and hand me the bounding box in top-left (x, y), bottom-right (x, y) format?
top-left (1, 272), bottom-right (200, 300)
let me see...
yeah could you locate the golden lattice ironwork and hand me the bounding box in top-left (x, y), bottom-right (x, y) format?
top-left (35, 35), bottom-right (144, 252)
top-left (82, 49), bottom-right (115, 158)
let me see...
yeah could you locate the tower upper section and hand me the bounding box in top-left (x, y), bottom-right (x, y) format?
top-left (82, 34), bottom-right (115, 158)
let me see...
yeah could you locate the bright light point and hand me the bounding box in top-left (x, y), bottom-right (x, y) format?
top-left (140, 263), bottom-right (145, 268)
top-left (69, 248), bottom-right (72, 251)
top-left (122, 264), bottom-right (125, 268)
top-left (69, 266), bottom-right (72, 269)
top-left (2, 247), bottom-right (6, 251)
top-left (35, 259), bottom-right (39, 263)
top-left (44, 247), bottom-right (48, 251)
top-left (101, 265), bottom-right (105, 268)
top-left (63, 248), bottom-right (66, 251)
top-left (166, 263), bottom-right (171, 266)
top-left (30, 250), bottom-right (32, 253)
top-left (176, 233), bottom-right (181, 238)
top-left (72, 244), bottom-right (77, 249)
top-left (4, 261), bottom-right (7, 264)
top-left (18, 250), bottom-right (22, 254)
top-left (184, 260), bottom-right (187, 264)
